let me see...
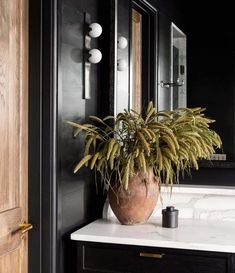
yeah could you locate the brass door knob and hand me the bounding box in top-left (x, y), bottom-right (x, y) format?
top-left (19, 222), bottom-right (33, 235)
top-left (11, 222), bottom-right (33, 237)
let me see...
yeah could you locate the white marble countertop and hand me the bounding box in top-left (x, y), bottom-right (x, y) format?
top-left (71, 217), bottom-right (235, 253)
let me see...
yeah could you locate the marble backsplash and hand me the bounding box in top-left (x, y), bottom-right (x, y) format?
top-left (104, 186), bottom-right (235, 222)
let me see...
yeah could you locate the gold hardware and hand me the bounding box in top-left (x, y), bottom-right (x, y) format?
top-left (19, 222), bottom-right (33, 235)
top-left (11, 222), bottom-right (33, 237)
top-left (140, 252), bottom-right (165, 259)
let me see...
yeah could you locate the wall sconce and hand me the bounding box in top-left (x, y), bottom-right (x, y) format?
top-left (117, 36), bottom-right (128, 49)
top-left (88, 49), bottom-right (102, 64)
top-left (88, 23), bottom-right (102, 38)
top-left (83, 13), bottom-right (102, 99)
top-left (117, 59), bottom-right (127, 71)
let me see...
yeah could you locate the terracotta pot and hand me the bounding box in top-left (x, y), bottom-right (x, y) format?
top-left (108, 170), bottom-right (159, 225)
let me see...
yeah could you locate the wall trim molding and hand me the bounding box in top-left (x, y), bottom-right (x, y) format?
top-left (29, 0), bottom-right (58, 272)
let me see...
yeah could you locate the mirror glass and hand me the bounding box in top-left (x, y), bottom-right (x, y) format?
top-left (171, 23), bottom-right (187, 109)
top-left (115, 0), bottom-right (130, 116)
top-left (115, 0), bottom-right (157, 116)
top-left (113, 0), bottom-right (235, 186)
top-left (184, 1), bottom-right (235, 163)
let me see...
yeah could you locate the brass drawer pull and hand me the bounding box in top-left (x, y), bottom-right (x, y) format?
top-left (140, 252), bottom-right (165, 259)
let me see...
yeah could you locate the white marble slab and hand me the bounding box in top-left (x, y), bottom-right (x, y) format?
top-left (153, 186), bottom-right (235, 221)
top-left (71, 217), bottom-right (235, 253)
top-left (104, 186), bottom-right (235, 221)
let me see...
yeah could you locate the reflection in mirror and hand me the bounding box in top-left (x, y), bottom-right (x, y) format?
top-left (184, 2), bottom-right (235, 163)
top-left (171, 23), bottom-right (187, 109)
top-left (115, 0), bottom-right (157, 116)
top-left (115, 0), bottom-right (130, 116)
top-left (131, 8), bottom-right (142, 114)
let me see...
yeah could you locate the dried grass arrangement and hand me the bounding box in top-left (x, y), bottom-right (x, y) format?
top-left (67, 102), bottom-right (221, 190)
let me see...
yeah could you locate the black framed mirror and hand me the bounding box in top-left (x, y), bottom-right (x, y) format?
top-left (114, 0), bottom-right (158, 115)
top-left (171, 0), bottom-right (235, 186)
top-left (153, 1), bottom-right (235, 170)
top-left (184, 1), bottom-right (235, 167)
top-left (111, 0), bottom-right (235, 186)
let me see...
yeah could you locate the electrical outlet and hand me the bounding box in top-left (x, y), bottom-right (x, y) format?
top-left (210, 154), bottom-right (227, 161)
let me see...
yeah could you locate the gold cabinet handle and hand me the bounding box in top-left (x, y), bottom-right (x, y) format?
top-left (140, 252), bottom-right (165, 259)
top-left (11, 222), bottom-right (33, 236)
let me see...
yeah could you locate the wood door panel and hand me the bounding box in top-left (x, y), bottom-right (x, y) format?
top-left (0, 0), bottom-right (20, 212)
top-left (0, 0), bottom-right (11, 211)
top-left (0, 248), bottom-right (20, 273)
top-left (0, 208), bottom-right (21, 257)
top-left (0, 0), bottom-right (28, 271)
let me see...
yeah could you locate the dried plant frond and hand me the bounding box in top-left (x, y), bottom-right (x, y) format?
top-left (67, 102), bottom-right (222, 191)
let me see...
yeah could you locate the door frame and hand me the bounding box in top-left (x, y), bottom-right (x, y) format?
top-left (28, 0), bottom-right (58, 272)
top-left (131, 0), bottom-right (158, 107)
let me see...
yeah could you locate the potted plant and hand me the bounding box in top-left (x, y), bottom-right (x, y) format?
top-left (67, 102), bottom-right (221, 225)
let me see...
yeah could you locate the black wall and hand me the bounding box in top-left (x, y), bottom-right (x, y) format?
top-left (57, 1), bottom-right (110, 273)
top-left (29, 0), bottom-right (58, 272)
top-left (180, 0), bottom-right (235, 186)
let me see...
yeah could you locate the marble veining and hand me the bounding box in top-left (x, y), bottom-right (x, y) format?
top-left (104, 186), bottom-right (235, 221)
top-left (71, 186), bottom-right (235, 253)
top-left (71, 217), bottom-right (235, 253)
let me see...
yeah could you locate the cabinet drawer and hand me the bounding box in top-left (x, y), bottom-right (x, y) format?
top-left (78, 243), bottom-right (232, 273)
top-left (139, 251), bottom-right (228, 273)
top-left (82, 245), bottom-right (137, 273)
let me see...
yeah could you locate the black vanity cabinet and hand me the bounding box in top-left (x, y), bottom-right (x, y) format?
top-left (76, 242), bottom-right (235, 273)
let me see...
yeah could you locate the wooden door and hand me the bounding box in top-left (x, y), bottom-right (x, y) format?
top-left (0, 0), bottom-right (28, 272)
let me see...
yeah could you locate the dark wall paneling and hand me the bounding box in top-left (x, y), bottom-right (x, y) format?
top-left (149, 0), bottom-right (186, 28)
top-left (98, 1), bottom-right (116, 117)
top-left (181, 0), bottom-right (235, 186)
top-left (28, 0), bottom-right (42, 272)
top-left (57, 1), bottom-right (107, 273)
top-left (29, 0), bottom-right (58, 272)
